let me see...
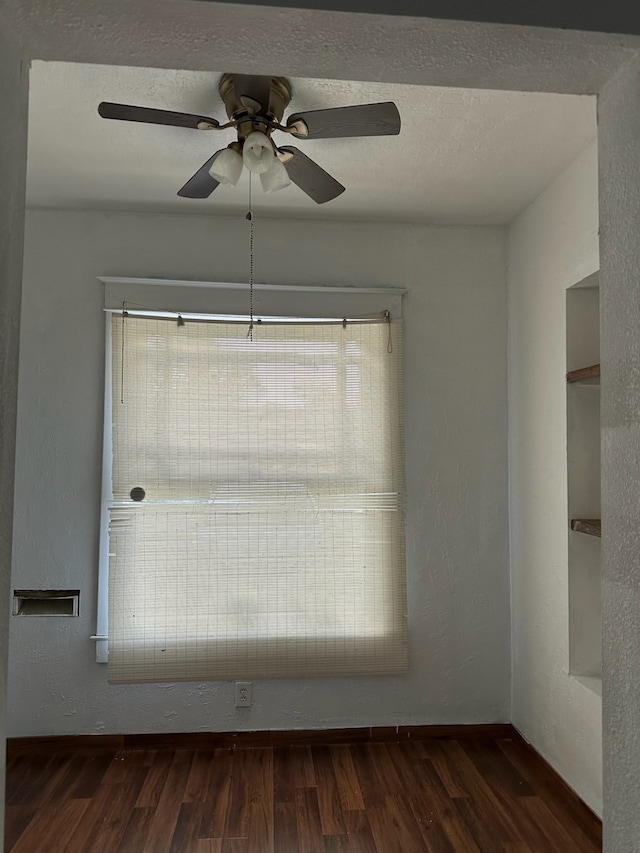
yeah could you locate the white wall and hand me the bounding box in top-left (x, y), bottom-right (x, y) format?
top-left (508, 141), bottom-right (602, 814)
top-left (9, 209), bottom-right (509, 737)
top-left (0, 13), bottom-right (28, 849)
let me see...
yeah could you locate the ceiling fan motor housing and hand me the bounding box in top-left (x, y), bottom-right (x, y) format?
top-left (218, 74), bottom-right (292, 142)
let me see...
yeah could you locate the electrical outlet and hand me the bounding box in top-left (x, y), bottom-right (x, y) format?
top-left (235, 681), bottom-right (252, 707)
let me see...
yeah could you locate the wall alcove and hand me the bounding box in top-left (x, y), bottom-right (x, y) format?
top-left (566, 272), bottom-right (601, 691)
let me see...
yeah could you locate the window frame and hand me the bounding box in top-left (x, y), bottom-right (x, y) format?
top-left (94, 277), bottom-right (405, 667)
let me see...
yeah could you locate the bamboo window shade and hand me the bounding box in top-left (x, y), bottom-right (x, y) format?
top-left (108, 315), bottom-right (407, 683)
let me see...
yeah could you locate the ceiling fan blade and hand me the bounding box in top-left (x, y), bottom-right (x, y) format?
top-left (279, 146), bottom-right (345, 204)
top-left (230, 75), bottom-right (273, 114)
top-left (286, 101), bottom-right (400, 139)
top-left (98, 102), bottom-right (219, 130)
top-left (177, 151), bottom-right (225, 199)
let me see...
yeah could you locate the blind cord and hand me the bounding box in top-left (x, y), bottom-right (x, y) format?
top-left (121, 302), bottom-right (127, 404)
top-left (246, 173), bottom-right (254, 341)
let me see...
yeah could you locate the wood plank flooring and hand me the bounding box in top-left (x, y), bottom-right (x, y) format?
top-left (5, 734), bottom-right (601, 852)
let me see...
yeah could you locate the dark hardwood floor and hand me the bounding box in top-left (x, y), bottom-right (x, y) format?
top-left (5, 733), bottom-right (601, 852)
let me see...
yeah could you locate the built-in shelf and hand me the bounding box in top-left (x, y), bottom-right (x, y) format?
top-left (566, 363), bottom-right (600, 384)
top-left (572, 674), bottom-right (602, 697)
top-left (570, 519), bottom-right (601, 538)
top-left (567, 280), bottom-right (601, 682)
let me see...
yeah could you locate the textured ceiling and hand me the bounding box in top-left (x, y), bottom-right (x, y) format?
top-left (27, 61), bottom-right (596, 224)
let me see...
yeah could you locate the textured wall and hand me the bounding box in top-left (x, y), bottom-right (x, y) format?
top-left (598, 55), bottom-right (640, 853)
top-left (508, 142), bottom-right (602, 814)
top-left (207, 0), bottom-right (640, 37)
top-left (9, 209), bottom-right (509, 737)
top-left (1, 0), bottom-right (638, 95)
top-left (0, 11), bottom-right (28, 849)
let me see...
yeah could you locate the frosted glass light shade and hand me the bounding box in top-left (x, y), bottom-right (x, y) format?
top-left (209, 148), bottom-right (243, 186)
top-left (242, 131), bottom-right (276, 174)
top-left (260, 157), bottom-right (291, 194)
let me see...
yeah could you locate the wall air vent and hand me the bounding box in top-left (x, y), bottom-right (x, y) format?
top-left (13, 590), bottom-right (80, 617)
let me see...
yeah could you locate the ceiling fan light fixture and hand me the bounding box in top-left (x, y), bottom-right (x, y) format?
top-left (242, 131), bottom-right (276, 174)
top-left (209, 146), bottom-right (243, 186)
top-left (260, 157), bottom-right (291, 194)
top-left (98, 75), bottom-right (401, 204)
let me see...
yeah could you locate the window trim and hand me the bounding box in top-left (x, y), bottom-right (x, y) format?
top-left (93, 278), bottom-right (405, 665)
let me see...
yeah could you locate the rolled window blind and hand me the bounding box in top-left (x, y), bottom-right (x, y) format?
top-left (108, 315), bottom-right (406, 683)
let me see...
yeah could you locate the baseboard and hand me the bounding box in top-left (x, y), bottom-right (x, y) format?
top-left (7, 723), bottom-right (513, 758)
top-left (509, 726), bottom-right (602, 827)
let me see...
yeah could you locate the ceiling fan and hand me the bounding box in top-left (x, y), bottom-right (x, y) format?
top-left (98, 73), bottom-right (401, 204)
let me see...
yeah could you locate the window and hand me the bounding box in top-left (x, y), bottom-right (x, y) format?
top-left (101, 288), bottom-right (406, 683)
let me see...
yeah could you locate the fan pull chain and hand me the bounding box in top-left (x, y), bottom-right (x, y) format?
top-left (247, 173), bottom-right (254, 341)
top-left (121, 302), bottom-right (127, 403)
top-left (385, 310), bottom-right (393, 353)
